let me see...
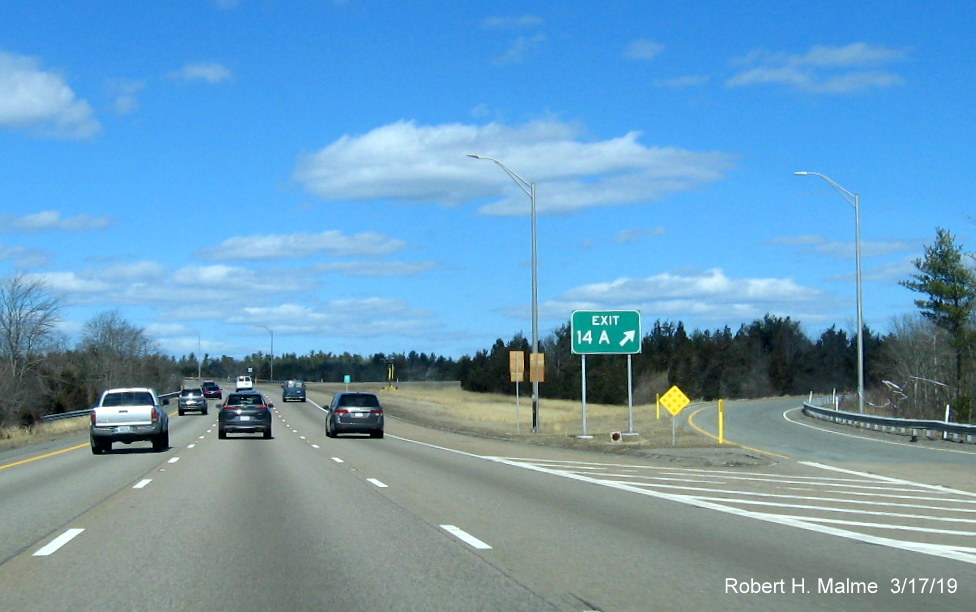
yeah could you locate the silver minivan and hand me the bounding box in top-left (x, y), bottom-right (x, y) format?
top-left (326, 392), bottom-right (384, 438)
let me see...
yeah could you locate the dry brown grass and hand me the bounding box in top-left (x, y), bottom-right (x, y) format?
top-left (384, 384), bottom-right (648, 430)
top-left (369, 383), bottom-right (716, 449)
top-left (0, 416), bottom-right (90, 451)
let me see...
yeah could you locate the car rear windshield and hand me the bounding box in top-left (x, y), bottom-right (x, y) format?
top-left (285, 380), bottom-right (303, 388)
top-left (337, 394), bottom-right (380, 408)
top-left (226, 394), bottom-right (265, 406)
top-left (102, 391), bottom-right (155, 406)
top-left (181, 389), bottom-right (203, 396)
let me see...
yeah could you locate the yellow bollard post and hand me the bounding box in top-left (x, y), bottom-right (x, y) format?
top-left (656, 393), bottom-right (661, 420)
top-left (718, 399), bottom-right (725, 444)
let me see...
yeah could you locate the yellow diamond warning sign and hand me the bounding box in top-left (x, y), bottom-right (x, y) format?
top-left (660, 385), bottom-right (690, 416)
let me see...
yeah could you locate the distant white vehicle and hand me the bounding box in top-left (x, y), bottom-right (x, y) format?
top-left (236, 375), bottom-right (254, 391)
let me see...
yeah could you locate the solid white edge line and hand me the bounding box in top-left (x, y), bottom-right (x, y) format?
top-left (390, 434), bottom-right (976, 565)
top-left (800, 460), bottom-right (976, 498)
top-left (441, 525), bottom-right (492, 550)
top-left (33, 528), bottom-right (84, 556)
top-left (133, 479), bottom-right (152, 489)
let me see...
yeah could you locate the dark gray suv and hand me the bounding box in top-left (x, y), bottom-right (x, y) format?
top-left (326, 392), bottom-right (384, 438)
top-left (178, 387), bottom-right (208, 415)
top-left (219, 392), bottom-right (272, 439)
top-left (282, 380), bottom-right (306, 402)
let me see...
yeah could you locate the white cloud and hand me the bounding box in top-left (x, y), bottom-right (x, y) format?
top-left (728, 43), bottom-right (907, 94)
top-left (169, 62), bottom-right (233, 84)
top-left (224, 298), bottom-right (438, 338)
top-left (795, 43), bottom-right (909, 67)
top-left (110, 79), bottom-right (146, 114)
top-left (561, 268), bottom-right (821, 305)
top-left (315, 261), bottom-right (438, 277)
top-left (28, 271), bottom-right (114, 294)
top-left (0, 244), bottom-right (51, 268)
top-left (293, 119), bottom-right (735, 216)
top-left (494, 33), bottom-right (547, 65)
top-left (774, 234), bottom-right (919, 258)
top-left (542, 268), bottom-right (825, 329)
top-left (91, 260), bottom-right (166, 282)
top-left (624, 39), bottom-right (665, 61)
top-left (0, 51), bottom-right (100, 138)
top-left (198, 230), bottom-right (406, 261)
top-left (0, 210), bottom-right (112, 232)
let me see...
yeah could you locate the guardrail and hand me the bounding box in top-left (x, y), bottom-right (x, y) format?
top-left (39, 391), bottom-right (181, 423)
top-left (803, 395), bottom-right (976, 444)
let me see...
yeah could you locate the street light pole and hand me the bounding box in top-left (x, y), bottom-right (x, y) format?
top-left (795, 171), bottom-right (865, 413)
top-left (261, 326), bottom-right (274, 382)
top-left (196, 334), bottom-right (202, 380)
top-left (467, 153), bottom-right (541, 432)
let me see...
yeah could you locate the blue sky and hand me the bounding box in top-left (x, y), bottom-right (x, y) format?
top-left (1, 1), bottom-right (974, 361)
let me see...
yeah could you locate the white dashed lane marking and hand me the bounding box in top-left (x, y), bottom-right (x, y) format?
top-left (33, 528), bottom-right (84, 557)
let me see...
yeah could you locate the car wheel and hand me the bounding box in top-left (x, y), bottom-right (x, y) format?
top-left (202, 408), bottom-right (208, 416)
top-left (179, 409), bottom-right (185, 416)
top-left (218, 428), bottom-right (227, 439)
top-left (263, 428), bottom-right (272, 439)
top-left (370, 430), bottom-right (384, 439)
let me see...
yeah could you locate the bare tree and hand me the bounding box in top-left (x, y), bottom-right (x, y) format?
top-left (882, 314), bottom-right (954, 418)
top-left (0, 275), bottom-right (63, 425)
top-left (0, 275), bottom-right (62, 378)
top-left (79, 310), bottom-right (158, 389)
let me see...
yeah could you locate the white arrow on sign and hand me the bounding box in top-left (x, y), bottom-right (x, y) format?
top-left (619, 330), bottom-right (636, 346)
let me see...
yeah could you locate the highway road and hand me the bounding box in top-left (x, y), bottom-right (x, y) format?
top-left (0, 388), bottom-right (973, 611)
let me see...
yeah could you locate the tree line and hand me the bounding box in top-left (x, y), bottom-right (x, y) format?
top-left (0, 276), bottom-right (181, 429)
top-left (3, 226), bottom-right (974, 427)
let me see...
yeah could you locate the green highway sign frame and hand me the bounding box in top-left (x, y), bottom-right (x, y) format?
top-left (571, 310), bottom-right (641, 355)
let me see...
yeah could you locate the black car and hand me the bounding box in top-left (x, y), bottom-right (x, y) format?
top-left (282, 379), bottom-right (306, 402)
top-left (178, 387), bottom-right (208, 415)
top-left (201, 380), bottom-right (222, 399)
top-left (326, 392), bottom-right (384, 438)
top-left (219, 392), bottom-right (272, 439)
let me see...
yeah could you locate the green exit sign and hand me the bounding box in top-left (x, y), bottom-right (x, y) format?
top-left (571, 310), bottom-right (641, 355)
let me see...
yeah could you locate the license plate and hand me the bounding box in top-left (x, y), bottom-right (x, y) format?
top-left (239, 416), bottom-right (251, 421)
top-left (351, 412), bottom-right (365, 418)
top-left (116, 426), bottom-right (132, 434)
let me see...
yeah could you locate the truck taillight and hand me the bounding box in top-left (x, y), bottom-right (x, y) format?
top-left (334, 409), bottom-right (348, 415)
top-left (90, 412), bottom-right (96, 426)
top-left (151, 407), bottom-right (159, 422)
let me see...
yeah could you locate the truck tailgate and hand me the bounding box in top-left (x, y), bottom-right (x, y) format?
top-left (94, 407), bottom-right (155, 426)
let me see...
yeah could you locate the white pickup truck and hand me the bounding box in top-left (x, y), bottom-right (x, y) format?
top-left (89, 387), bottom-right (170, 454)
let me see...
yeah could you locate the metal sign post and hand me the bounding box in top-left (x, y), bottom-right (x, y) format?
top-left (571, 310), bottom-right (641, 438)
top-left (510, 351), bottom-right (526, 434)
top-left (660, 385), bottom-right (691, 446)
